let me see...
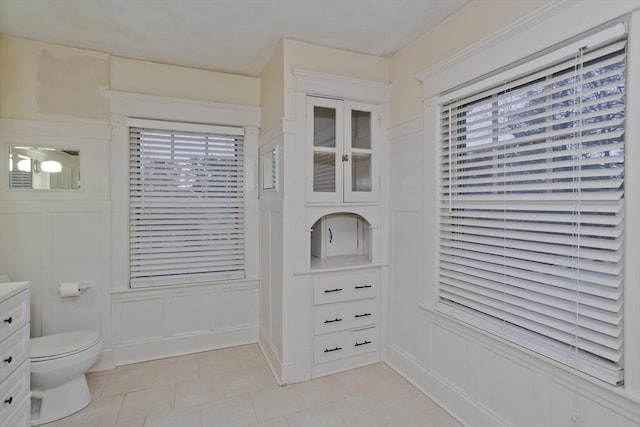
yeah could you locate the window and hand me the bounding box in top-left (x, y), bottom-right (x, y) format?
top-left (438, 32), bottom-right (626, 385)
top-left (128, 120), bottom-right (245, 287)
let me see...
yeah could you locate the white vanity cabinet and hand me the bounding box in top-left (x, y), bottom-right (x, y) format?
top-left (0, 282), bottom-right (30, 427)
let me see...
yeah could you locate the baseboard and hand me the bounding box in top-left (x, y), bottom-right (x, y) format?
top-left (257, 327), bottom-right (298, 385)
top-left (385, 343), bottom-right (502, 427)
top-left (112, 326), bottom-right (258, 367)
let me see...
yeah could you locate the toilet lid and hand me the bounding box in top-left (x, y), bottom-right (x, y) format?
top-left (31, 330), bottom-right (100, 360)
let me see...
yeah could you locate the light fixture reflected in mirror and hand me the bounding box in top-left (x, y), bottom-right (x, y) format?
top-left (40, 160), bottom-right (62, 173)
top-left (8, 146), bottom-right (80, 190)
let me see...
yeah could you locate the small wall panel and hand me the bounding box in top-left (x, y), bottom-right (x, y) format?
top-left (171, 293), bottom-right (212, 336)
top-left (430, 323), bottom-right (470, 394)
top-left (476, 344), bottom-right (535, 427)
top-left (218, 288), bottom-right (258, 329)
top-left (119, 298), bottom-right (164, 343)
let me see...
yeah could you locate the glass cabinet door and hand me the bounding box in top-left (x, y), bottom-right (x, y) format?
top-left (344, 101), bottom-right (376, 202)
top-left (307, 97), bottom-right (344, 202)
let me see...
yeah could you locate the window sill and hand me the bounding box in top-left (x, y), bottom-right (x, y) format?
top-left (111, 277), bottom-right (259, 298)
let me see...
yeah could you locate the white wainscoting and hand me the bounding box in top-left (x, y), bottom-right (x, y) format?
top-left (111, 280), bottom-right (259, 366)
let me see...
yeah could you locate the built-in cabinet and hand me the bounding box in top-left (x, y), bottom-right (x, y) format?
top-left (0, 282), bottom-right (30, 427)
top-left (258, 69), bottom-right (389, 384)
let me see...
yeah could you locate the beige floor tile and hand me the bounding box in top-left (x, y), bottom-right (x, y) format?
top-left (114, 419), bottom-right (145, 427)
top-left (249, 418), bottom-right (289, 427)
top-left (382, 405), bottom-right (462, 427)
top-left (115, 356), bottom-right (177, 372)
top-left (56, 394), bottom-right (123, 427)
top-left (286, 405), bottom-right (347, 427)
top-left (117, 385), bottom-right (175, 422)
top-left (221, 366), bottom-right (278, 397)
top-left (87, 373), bottom-right (108, 400)
top-left (234, 344), bottom-right (268, 369)
top-left (289, 376), bottom-right (351, 409)
top-left (376, 388), bottom-right (433, 420)
top-left (143, 405), bottom-right (202, 427)
top-left (101, 366), bottom-right (156, 397)
top-left (333, 394), bottom-right (392, 427)
top-left (201, 394), bottom-right (257, 427)
top-left (250, 385), bottom-right (305, 421)
top-left (198, 349), bottom-right (246, 377)
top-left (153, 359), bottom-right (199, 387)
top-left (175, 376), bottom-right (225, 408)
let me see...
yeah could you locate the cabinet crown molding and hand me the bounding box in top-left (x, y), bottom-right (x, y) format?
top-left (293, 69), bottom-right (390, 104)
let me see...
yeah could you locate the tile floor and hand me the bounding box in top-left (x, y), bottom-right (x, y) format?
top-left (38, 344), bottom-right (461, 427)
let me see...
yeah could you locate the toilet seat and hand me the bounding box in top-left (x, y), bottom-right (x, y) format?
top-left (31, 331), bottom-right (100, 361)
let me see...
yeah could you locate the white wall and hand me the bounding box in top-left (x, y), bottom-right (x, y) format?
top-left (386, 1), bottom-right (640, 426)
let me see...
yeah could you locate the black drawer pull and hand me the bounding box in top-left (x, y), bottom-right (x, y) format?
top-left (355, 284), bottom-right (372, 290)
top-left (324, 288), bottom-right (343, 293)
top-left (3, 317), bottom-right (12, 324)
top-left (354, 313), bottom-right (372, 318)
top-left (4, 396), bottom-right (12, 405)
top-left (324, 318), bottom-right (343, 324)
top-left (355, 340), bottom-right (372, 347)
top-left (324, 346), bottom-right (342, 353)
top-left (3, 356), bottom-right (11, 364)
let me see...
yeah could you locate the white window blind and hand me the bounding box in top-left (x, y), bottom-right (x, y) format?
top-left (129, 122), bottom-right (245, 287)
top-left (438, 34), bottom-right (626, 385)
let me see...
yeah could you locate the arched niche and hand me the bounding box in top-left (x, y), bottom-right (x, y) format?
top-left (310, 212), bottom-right (372, 269)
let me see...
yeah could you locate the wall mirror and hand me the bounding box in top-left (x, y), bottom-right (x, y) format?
top-left (8, 146), bottom-right (81, 190)
top-left (262, 147), bottom-right (278, 191)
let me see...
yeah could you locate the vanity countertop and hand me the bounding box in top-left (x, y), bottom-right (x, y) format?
top-left (0, 281), bottom-right (29, 302)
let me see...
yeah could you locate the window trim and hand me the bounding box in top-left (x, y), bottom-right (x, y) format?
top-left (109, 91), bottom-right (260, 293)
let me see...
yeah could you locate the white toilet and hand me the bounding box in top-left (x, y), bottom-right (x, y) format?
top-left (30, 330), bottom-right (103, 426)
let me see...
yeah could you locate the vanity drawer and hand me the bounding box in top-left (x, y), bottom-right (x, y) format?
top-left (0, 324), bottom-right (29, 384)
top-left (1, 395), bottom-right (29, 427)
top-left (313, 271), bottom-right (377, 305)
top-left (0, 290), bottom-right (29, 343)
top-left (0, 360), bottom-right (30, 426)
top-left (314, 327), bottom-right (377, 365)
top-left (314, 299), bottom-right (377, 335)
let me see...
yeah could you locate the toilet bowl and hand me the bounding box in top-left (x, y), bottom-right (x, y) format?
top-left (30, 330), bottom-right (103, 426)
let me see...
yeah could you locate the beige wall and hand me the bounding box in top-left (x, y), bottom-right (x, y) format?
top-left (283, 39), bottom-right (389, 119)
top-left (389, 0), bottom-right (549, 127)
top-left (0, 37), bottom-right (110, 124)
top-left (260, 40), bottom-right (285, 134)
top-left (111, 57), bottom-right (260, 107)
top-left (0, 36), bottom-right (260, 125)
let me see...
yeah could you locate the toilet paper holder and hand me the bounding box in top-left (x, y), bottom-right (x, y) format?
top-left (59, 281), bottom-right (92, 297)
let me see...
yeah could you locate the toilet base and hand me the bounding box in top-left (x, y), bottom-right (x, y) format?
top-left (30, 375), bottom-right (92, 426)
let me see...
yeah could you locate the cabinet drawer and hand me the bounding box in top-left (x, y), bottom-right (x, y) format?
top-left (0, 290), bottom-right (29, 343)
top-left (0, 323), bottom-right (29, 384)
top-left (1, 395), bottom-right (29, 427)
top-left (0, 360), bottom-right (30, 426)
top-left (314, 299), bottom-right (377, 335)
top-left (313, 271), bottom-right (377, 305)
top-left (314, 327), bottom-right (377, 365)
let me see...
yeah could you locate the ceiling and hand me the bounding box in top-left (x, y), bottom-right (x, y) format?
top-left (0, 0), bottom-right (469, 77)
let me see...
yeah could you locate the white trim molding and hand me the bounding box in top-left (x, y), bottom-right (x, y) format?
top-left (109, 91), bottom-right (261, 128)
top-left (293, 69), bottom-right (390, 104)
